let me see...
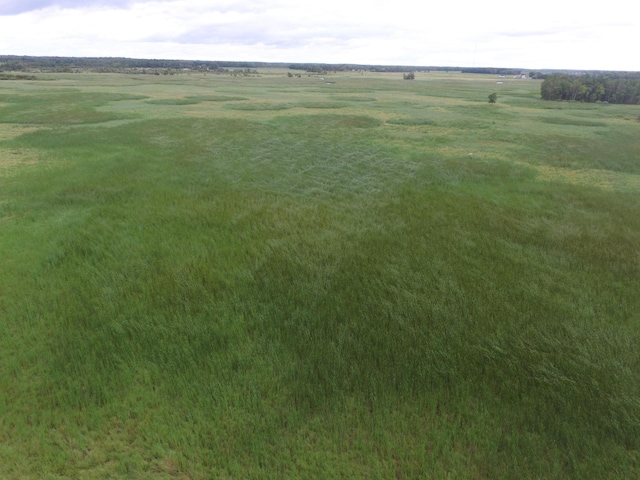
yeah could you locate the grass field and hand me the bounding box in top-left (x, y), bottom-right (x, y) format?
top-left (1, 70), bottom-right (639, 478)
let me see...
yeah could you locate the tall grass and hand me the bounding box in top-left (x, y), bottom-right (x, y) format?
top-left (1, 72), bottom-right (639, 478)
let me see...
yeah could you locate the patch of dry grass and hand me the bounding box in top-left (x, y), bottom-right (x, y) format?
top-left (0, 148), bottom-right (43, 174)
top-left (526, 163), bottom-right (640, 192)
top-left (0, 124), bottom-right (44, 141)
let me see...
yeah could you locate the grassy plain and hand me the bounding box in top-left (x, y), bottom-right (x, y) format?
top-left (1, 70), bottom-right (639, 478)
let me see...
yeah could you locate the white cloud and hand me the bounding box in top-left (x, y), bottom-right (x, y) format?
top-left (0, 0), bottom-right (134, 15)
top-left (1, 0), bottom-right (638, 70)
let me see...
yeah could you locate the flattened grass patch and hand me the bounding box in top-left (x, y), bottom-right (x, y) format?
top-left (195, 95), bottom-right (248, 102)
top-left (336, 96), bottom-right (377, 102)
top-left (298, 101), bottom-right (348, 109)
top-left (280, 114), bottom-right (381, 129)
top-left (541, 117), bottom-right (607, 127)
top-left (145, 98), bottom-right (202, 106)
top-left (387, 117), bottom-right (437, 126)
top-left (145, 95), bottom-right (248, 106)
top-left (225, 102), bottom-right (294, 111)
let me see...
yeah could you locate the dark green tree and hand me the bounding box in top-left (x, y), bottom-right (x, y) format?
top-left (541, 73), bottom-right (640, 104)
top-left (488, 92), bottom-right (497, 103)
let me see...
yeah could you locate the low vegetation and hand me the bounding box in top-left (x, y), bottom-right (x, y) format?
top-left (1, 70), bottom-right (639, 478)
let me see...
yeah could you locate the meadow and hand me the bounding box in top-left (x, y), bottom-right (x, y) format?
top-left (1, 69), bottom-right (639, 479)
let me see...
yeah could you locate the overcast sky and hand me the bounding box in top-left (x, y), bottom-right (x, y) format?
top-left (1, 0), bottom-right (638, 71)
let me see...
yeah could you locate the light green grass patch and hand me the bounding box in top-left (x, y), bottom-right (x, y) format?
top-left (529, 163), bottom-right (640, 192)
top-left (0, 148), bottom-right (43, 173)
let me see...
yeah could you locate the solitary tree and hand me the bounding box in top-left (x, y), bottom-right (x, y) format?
top-left (403, 72), bottom-right (415, 80)
top-left (488, 92), bottom-right (497, 103)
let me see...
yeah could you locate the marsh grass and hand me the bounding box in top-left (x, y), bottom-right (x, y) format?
top-left (1, 72), bottom-right (639, 478)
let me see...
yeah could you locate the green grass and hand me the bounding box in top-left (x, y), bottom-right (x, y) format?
top-left (1, 71), bottom-right (639, 478)
top-left (0, 91), bottom-right (145, 124)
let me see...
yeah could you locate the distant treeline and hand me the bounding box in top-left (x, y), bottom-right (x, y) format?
top-left (541, 73), bottom-right (640, 104)
top-left (0, 55), bottom-right (230, 73)
top-left (2, 56), bottom-right (638, 83)
top-left (0, 56), bottom-right (457, 74)
top-left (0, 55), bottom-right (530, 75)
top-left (287, 63), bottom-right (467, 73)
top-left (460, 67), bottom-right (535, 76)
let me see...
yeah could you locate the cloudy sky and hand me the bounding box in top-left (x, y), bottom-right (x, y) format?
top-left (1, 0), bottom-right (638, 71)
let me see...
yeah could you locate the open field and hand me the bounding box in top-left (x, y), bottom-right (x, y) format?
top-left (1, 70), bottom-right (639, 478)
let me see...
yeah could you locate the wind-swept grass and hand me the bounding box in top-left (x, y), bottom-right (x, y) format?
top-left (1, 71), bottom-right (639, 478)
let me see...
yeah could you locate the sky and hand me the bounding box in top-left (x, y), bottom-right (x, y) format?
top-left (1, 0), bottom-right (639, 71)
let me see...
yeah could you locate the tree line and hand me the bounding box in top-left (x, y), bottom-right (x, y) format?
top-left (0, 55), bottom-right (228, 73)
top-left (541, 73), bottom-right (640, 104)
top-left (0, 56), bottom-right (438, 74)
top-left (1, 55), bottom-right (525, 76)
